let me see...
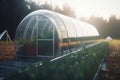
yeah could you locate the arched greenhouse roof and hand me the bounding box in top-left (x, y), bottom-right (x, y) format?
top-left (15, 9), bottom-right (99, 58)
top-left (16, 9), bottom-right (99, 41)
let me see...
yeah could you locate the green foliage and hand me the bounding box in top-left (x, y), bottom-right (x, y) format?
top-left (4, 42), bottom-right (108, 80)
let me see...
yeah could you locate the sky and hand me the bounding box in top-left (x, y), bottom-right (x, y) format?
top-left (33, 0), bottom-right (120, 20)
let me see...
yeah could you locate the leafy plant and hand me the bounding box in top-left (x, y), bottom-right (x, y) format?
top-left (4, 42), bottom-right (108, 80)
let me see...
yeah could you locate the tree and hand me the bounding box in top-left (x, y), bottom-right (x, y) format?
top-left (107, 16), bottom-right (120, 38)
top-left (0, 0), bottom-right (30, 39)
top-left (81, 15), bottom-right (120, 39)
top-left (62, 3), bottom-right (76, 18)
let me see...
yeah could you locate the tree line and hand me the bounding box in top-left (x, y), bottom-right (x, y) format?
top-left (0, 0), bottom-right (120, 39)
top-left (81, 16), bottom-right (120, 39)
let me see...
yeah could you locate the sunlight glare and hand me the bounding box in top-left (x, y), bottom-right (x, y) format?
top-left (33, 0), bottom-right (120, 20)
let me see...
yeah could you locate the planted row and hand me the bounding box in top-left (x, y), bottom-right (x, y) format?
top-left (4, 42), bottom-right (108, 80)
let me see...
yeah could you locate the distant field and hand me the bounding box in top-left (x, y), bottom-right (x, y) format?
top-left (109, 39), bottom-right (120, 45)
top-left (0, 41), bottom-right (16, 60)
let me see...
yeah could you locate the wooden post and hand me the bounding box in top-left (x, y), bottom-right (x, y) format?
top-left (6, 30), bottom-right (8, 45)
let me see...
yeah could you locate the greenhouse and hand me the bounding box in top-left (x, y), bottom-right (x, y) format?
top-left (15, 10), bottom-right (99, 59)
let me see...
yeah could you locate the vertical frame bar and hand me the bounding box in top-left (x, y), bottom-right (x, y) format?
top-left (53, 24), bottom-right (55, 57)
top-left (36, 16), bottom-right (38, 56)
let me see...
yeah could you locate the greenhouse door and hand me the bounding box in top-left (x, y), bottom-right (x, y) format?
top-left (37, 39), bottom-right (54, 57)
top-left (36, 19), bottom-right (55, 58)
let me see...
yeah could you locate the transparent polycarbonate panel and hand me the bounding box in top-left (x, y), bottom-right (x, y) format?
top-left (16, 16), bottom-right (31, 40)
top-left (37, 16), bottom-right (55, 39)
top-left (87, 24), bottom-right (99, 36)
top-left (57, 14), bottom-right (76, 38)
top-left (23, 16), bottom-right (37, 39)
top-left (82, 23), bottom-right (89, 36)
top-left (79, 21), bottom-right (99, 37)
top-left (56, 12), bottom-right (99, 38)
top-left (15, 16), bottom-right (38, 57)
top-left (71, 19), bottom-right (84, 37)
top-left (52, 13), bottom-right (68, 38)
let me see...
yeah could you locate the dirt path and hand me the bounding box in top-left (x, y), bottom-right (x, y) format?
top-left (99, 40), bottom-right (120, 80)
